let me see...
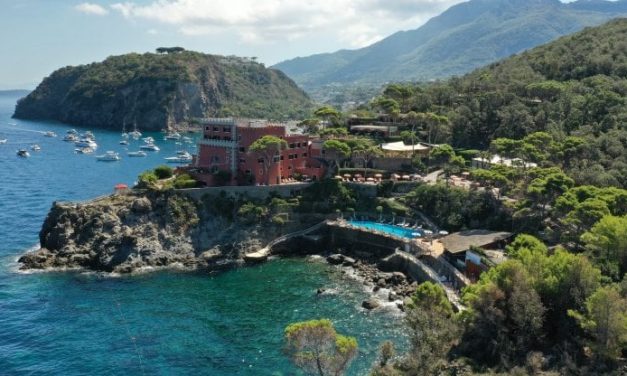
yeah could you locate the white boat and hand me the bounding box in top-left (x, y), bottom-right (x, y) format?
top-left (182, 136), bottom-right (193, 143)
top-left (63, 134), bottom-right (78, 142)
top-left (75, 147), bottom-right (94, 154)
top-left (75, 139), bottom-right (98, 148)
top-left (96, 151), bottom-right (121, 161)
top-left (130, 130), bottom-right (142, 139)
top-left (121, 132), bottom-right (129, 139)
top-left (142, 136), bottom-right (155, 143)
top-left (164, 132), bottom-right (181, 140)
top-left (81, 131), bottom-right (95, 140)
top-left (17, 149), bottom-right (30, 157)
top-left (165, 151), bottom-right (193, 163)
top-left (127, 151), bottom-right (147, 157)
top-left (44, 131), bottom-right (57, 137)
top-left (0, 139), bottom-right (7, 144)
top-left (31, 144), bottom-right (41, 151)
top-left (67, 129), bottom-right (78, 135)
top-left (119, 140), bottom-right (129, 145)
top-left (139, 143), bottom-right (160, 151)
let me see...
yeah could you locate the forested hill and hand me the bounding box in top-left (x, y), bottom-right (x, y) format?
top-left (273, 0), bottom-right (627, 91)
top-left (375, 18), bottom-right (627, 188)
top-left (13, 51), bottom-right (312, 131)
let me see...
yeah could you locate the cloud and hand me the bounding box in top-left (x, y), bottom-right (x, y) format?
top-left (75, 2), bottom-right (109, 16)
top-left (109, 0), bottom-right (465, 46)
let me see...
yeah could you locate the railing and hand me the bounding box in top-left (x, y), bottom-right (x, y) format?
top-left (197, 139), bottom-right (237, 147)
top-left (266, 221), bottom-right (327, 250)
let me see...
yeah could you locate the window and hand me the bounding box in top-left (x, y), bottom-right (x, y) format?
top-left (213, 127), bottom-right (219, 132)
top-left (257, 158), bottom-right (264, 164)
top-left (288, 166), bottom-right (292, 170)
top-left (223, 137), bottom-right (231, 141)
top-left (205, 126), bottom-right (210, 131)
top-left (302, 153), bottom-right (308, 157)
top-left (223, 127), bottom-right (231, 133)
top-left (211, 156), bottom-right (220, 163)
top-left (259, 169), bottom-right (264, 175)
top-left (239, 147), bottom-right (245, 152)
top-left (280, 156), bottom-right (284, 160)
top-left (273, 156), bottom-right (280, 162)
top-left (239, 159), bottom-right (246, 163)
top-left (297, 142), bottom-right (301, 147)
top-left (289, 143), bottom-right (295, 149)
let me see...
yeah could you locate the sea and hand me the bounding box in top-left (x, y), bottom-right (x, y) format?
top-left (0, 92), bottom-right (407, 375)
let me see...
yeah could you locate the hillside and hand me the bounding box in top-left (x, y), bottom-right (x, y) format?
top-left (375, 18), bottom-right (627, 188)
top-left (14, 51), bottom-right (313, 131)
top-left (274, 0), bottom-right (627, 92)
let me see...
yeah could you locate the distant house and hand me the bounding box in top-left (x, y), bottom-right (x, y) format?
top-left (471, 154), bottom-right (537, 169)
top-left (349, 124), bottom-right (399, 138)
top-left (182, 118), bottom-right (326, 187)
top-left (440, 230), bottom-right (513, 281)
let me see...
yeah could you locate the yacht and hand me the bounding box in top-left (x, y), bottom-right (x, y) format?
top-left (165, 151), bottom-right (193, 163)
top-left (96, 151), bottom-right (121, 161)
top-left (142, 136), bottom-right (155, 143)
top-left (44, 131), bottom-right (57, 137)
top-left (139, 143), bottom-right (160, 151)
top-left (0, 139), bottom-right (7, 144)
top-left (67, 129), bottom-right (78, 135)
top-left (182, 136), bottom-right (193, 143)
top-left (81, 131), bottom-right (96, 140)
top-left (164, 132), bottom-right (181, 140)
top-left (127, 151), bottom-right (147, 157)
top-left (63, 134), bottom-right (78, 142)
top-left (75, 147), bottom-right (94, 154)
top-left (17, 149), bottom-right (30, 157)
top-left (31, 144), bottom-right (41, 151)
top-left (130, 130), bottom-right (142, 139)
top-left (75, 138), bottom-right (98, 149)
top-left (121, 132), bottom-right (129, 139)
top-left (119, 140), bottom-right (129, 145)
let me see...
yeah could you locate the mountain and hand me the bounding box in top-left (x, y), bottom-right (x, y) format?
top-left (273, 0), bottom-right (627, 92)
top-left (14, 51), bottom-right (313, 131)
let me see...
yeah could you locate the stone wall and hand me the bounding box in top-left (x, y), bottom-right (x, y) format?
top-left (175, 183), bottom-right (312, 201)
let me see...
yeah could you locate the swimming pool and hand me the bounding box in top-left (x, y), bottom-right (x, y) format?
top-left (348, 221), bottom-right (422, 239)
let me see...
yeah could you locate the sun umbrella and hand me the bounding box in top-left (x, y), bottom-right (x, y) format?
top-left (343, 174), bottom-right (351, 178)
top-left (374, 173), bottom-right (383, 178)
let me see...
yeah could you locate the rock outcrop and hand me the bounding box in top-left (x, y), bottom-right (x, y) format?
top-left (19, 192), bottom-right (288, 273)
top-left (14, 51), bottom-right (312, 131)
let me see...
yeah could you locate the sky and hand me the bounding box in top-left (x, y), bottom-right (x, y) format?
top-left (0, 0), bottom-right (579, 89)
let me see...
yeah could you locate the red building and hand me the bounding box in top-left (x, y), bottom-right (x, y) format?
top-left (185, 118), bottom-right (326, 186)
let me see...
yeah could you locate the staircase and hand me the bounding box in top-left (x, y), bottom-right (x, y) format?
top-left (244, 221), bottom-right (327, 262)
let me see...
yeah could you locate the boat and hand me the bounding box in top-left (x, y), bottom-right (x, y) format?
top-left (81, 131), bottom-right (96, 140)
top-left (121, 132), bottom-right (129, 139)
top-left (75, 138), bottom-right (98, 148)
top-left (17, 149), bottom-right (30, 157)
top-left (0, 139), bottom-right (7, 144)
top-left (44, 131), bottom-right (57, 137)
top-left (67, 129), bottom-right (78, 135)
top-left (130, 129), bottom-right (142, 139)
top-left (63, 134), bottom-right (78, 142)
top-left (119, 140), bottom-right (129, 145)
top-left (127, 151), bottom-right (147, 157)
top-left (139, 143), bottom-right (160, 151)
top-left (96, 151), bottom-right (121, 161)
top-left (31, 144), bottom-right (41, 151)
top-left (182, 136), bottom-right (193, 143)
top-left (164, 151), bottom-right (193, 163)
top-left (164, 132), bottom-right (181, 140)
top-left (75, 147), bottom-right (94, 154)
top-left (142, 136), bottom-right (155, 143)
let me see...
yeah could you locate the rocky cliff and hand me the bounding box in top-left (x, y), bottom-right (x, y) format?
top-left (19, 191), bottom-right (306, 273)
top-left (13, 52), bottom-right (313, 131)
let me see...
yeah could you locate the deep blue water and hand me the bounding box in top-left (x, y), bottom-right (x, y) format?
top-left (0, 93), bottom-right (406, 375)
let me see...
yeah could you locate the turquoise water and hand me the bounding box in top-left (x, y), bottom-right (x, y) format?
top-left (0, 92), bottom-right (406, 375)
top-left (349, 221), bottom-right (422, 239)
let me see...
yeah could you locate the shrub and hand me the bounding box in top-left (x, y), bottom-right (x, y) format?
top-left (154, 165), bottom-right (174, 179)
top-left (173, 173), bottom-right (198, 189)
top-left (137, 171), bottom-right (158, 189)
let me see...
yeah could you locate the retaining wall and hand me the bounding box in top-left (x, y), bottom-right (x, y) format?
top-left (175, 183), bottom-right (312, 201)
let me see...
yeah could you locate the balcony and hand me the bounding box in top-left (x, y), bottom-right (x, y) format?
top-left (198, 138), bottom-right (237, 148)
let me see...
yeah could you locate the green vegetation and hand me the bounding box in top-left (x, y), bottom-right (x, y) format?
top-left (15, 50), bottom-right (313, 129)
top-left (370, 19), bottom-right (627, 189)
top-left (284, 319), bottom-right (358, 376)
top-left (154, 165), bottom-right (174, 179)
top-left (249, 135), bottom-right (288, 185)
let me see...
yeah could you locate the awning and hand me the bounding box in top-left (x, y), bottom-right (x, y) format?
top-left (381, 141), bottom-right (430, 152)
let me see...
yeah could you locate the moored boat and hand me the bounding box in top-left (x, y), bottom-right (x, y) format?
top-left (127, 151), bottom-right (147, 157)
top-left (164, 132), bottom-right (181, 140)
top-left (139, 143), bottom-right (160, 151)
top-left (31, 144), bottom-right (41, 151)
top-left (0, 139), bottom-right (7, 144)
top-left (75, 147), bottom-right (94, 154)
top-left (17, 149), bottom-right (30, 157)
top-left (63, 134), bottom-right (78, 142)
top-left (164, 151), bottom-right (192, 163)
top-left (119, 140), bottom-right (129, 145)
top-left (44, 131), bottom-right (57, 137)
top-left (75, 138), bottom-right (98, 149)
top-left (96, 151), bottom-right (121, 161)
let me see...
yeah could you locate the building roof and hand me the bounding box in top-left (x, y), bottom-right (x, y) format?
top-left (472, 154), bottom-right (537, 168)
top-left (381, 141), bottom-right (430, 152)
top-left (350, 125), bottom-right (398, 132)
top-left (440, 230), bottom-right (513, 254)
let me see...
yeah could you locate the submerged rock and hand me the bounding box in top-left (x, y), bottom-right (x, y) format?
top-left (362, 298), bottom-right (381, 310)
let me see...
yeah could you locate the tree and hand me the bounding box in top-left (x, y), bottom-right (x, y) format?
top-left (284, 319), bottom-right (358, 376)
top-left (351, 143), bottom-right (382, 178)
top-left (323, 140), bottom-right (351, 172)
top-left (581, 215), bottom-right (627, 281)
top-left (249, 135), bottom-right (287, 185)
top-left (314, 106), bottom-right (341, 127)
top-left (398, 282), bottom-right (459, 374)
top-left (154, 165), bottom-right (173, 179)
top-left (568, 285), bottom-right (627, 361)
